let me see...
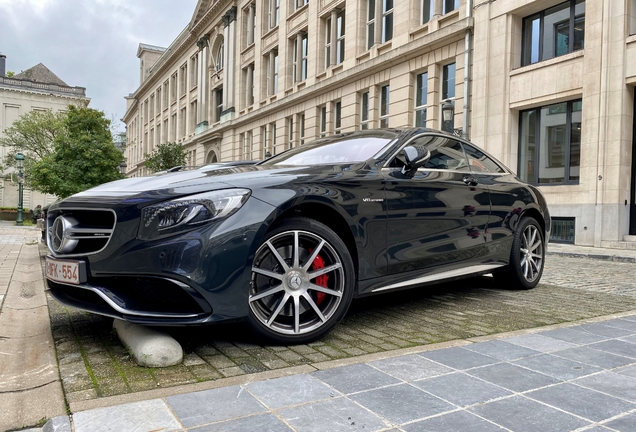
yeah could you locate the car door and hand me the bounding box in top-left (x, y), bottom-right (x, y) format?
top-left (383, 134), bottom-right (491, 276)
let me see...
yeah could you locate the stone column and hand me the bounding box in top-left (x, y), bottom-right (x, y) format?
top-left (247, 4), bottom-right (255, 45)
top-left (246, 64), bottom-right (254, 106)
top-left (196, 35), bottom-right (209, 133)
top-left (222, 7), bottom-right (237, 121)
top-left (330, 9), bottom-right (338, 66)
top-left (268, 50), bottom-right (275, 95)
top-left (374, 0), bottom-right (383, 45)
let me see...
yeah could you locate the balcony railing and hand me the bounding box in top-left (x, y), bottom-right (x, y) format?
top-left (0, 76), bottom-right (86, 96)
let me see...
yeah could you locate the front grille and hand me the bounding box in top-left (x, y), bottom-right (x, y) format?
top-left (47, 208), bottom-right (116, 256)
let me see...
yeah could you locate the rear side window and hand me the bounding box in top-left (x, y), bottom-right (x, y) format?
top-left (424, 137), bottom-right (470, 171)
top-left (461, 142), bottom-right (506, 173)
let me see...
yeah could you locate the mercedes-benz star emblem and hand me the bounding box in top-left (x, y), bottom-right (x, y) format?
top-left (290, 275), bottom-right (302, 289)
top-left (50, 215), bottom-right (79, 254)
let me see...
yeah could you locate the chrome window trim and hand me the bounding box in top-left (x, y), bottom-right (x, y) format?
top-left (47, 208), bottom-right (117, 257)
top-left (372, 263), bottom-right (506, 293)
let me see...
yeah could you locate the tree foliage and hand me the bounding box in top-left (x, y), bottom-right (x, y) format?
top-left (29, 106), bottom-right (124, 198)
top-left (0, 110), bottom-right (65, 187)
top-left (144, 142), bottom-right (187, 173)
top-left (6, 71), bottom-right (15, 77)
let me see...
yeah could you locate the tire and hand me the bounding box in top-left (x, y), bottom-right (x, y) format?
top-left (247, 217), bottom-right (355, 344)
top-left (494, 216), bottom-right (545, 290)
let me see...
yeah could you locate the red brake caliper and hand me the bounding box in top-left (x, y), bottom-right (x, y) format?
top-left (310, 251), bottom-right (329, 306)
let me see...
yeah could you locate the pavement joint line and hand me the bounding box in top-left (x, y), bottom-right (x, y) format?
top-left (67, 309), bottom-right (636, 415)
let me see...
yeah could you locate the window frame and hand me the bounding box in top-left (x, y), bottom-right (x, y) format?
top-left (414, 71), bottom-right (428, 127)
top-left (379, 84), bottom-right (390, 128)
top-left (517, 99), bottom-right (582, 186)
top-left (521, 0), bottom-right (585, 67)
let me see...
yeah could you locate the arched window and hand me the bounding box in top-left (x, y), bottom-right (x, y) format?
top-left (216, 42), bottom-right (224, 71)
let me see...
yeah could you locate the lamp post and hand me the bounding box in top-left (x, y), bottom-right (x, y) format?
top-left (15, 152), bottom-right (25, 226)
top-left (441, 99), bottom-right (455, 134)
top-left (119, 161), bottom-right (127, 177)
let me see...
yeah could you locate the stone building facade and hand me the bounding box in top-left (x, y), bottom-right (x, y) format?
top-left (0, 55), bottom-right (89, 209)
top-left (123, 0), bottom-right (636, 248)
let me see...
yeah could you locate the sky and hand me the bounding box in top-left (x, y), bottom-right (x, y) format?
top-left (0, 0), bottom-right (198, 132)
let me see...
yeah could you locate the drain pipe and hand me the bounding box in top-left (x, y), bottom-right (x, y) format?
top-left (463, 0), bottom-right (473, 140)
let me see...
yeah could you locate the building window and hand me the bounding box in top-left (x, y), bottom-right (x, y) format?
top-left (171, 73), bottom-right (177, 102)
top-left (268, 0), bottom-right (280, 29)
top-left (163, 81), bottom-right (169, 107)
top-left (170, 113), bottom-right (176, 141)
top-left (245, 3), bottom-right (256, 47)
top-left (360, 91), bottom-right (370, 130)
top-left (379, 85), bottom-right (390, 128)
top-left (550, 217), bottom-right (576, 243)
top-left (190, 101), bottom-right (197, 133)
top-left (443, 0), bottom-right (459, 15)
top-left (190, 55), bottom-right (198, 88)
top-left (298, 113), bottom-right (305, 145)
top-left (319, 106), bottom-right (327, 138)
top-left (334, 101), bottom-right (342, 134)
top-left (149, 94), bottom-right (155, 118)
top-left (366, 0), bottom-right (376, 50)
top-left (180, 107), bottom-right (186, 138)
top-left (180, 63), bottom-right (187, 96)
top-left (216, 42), bottom-right (224, 71)
top-left (214, 87), bottom-right (223, 122)
top-left (156, 87), bottom-right (162, 113)
top-left (244, 63), bottom-right (255, 107)
top-left (519, 99), bottom-right (581, 185)
top-left (267, 50), bottom-right (279, 96)
top-left (422, 0), bottom-right (434, 24)
top-left (367, 1), bottom-right (392, 49)
top-left (241, 131), bottom-right (253, 160)
top-left (325, 10), bottom-right (346, 68)
top-left (442, 63), bottom-right (456, 129)
top-left (269, 122), bottom-right (276, 155)
top-left (382, 0), bottom-right (393, 43)
top-left (415, 72), bottom-right (428, 127)
top-left (287, 116), bottom-right (294, 148)
top-left (522, 0), bottom-right (585, 67)
top-left (292, 33), bottom-right (308, 83)
top-left (294, 0), bottom-right (308, 11)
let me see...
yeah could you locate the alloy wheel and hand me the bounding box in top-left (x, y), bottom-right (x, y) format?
top-left (519, 224), bottom-right (543, 283)
top-left (249, 230), bottom-right (345, 335)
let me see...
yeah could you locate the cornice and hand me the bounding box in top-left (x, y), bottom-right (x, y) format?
top-left (0, 85), bottom-right (90, 102)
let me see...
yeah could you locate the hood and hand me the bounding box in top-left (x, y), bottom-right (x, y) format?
top-left (55, 164), bottom-right (310, 207)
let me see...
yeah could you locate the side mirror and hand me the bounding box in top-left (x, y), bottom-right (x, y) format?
top-left (400, 145), bottom-right (431, 176)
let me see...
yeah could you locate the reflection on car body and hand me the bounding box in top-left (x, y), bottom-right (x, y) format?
top-left (44, 129), bottom-right (550, 344)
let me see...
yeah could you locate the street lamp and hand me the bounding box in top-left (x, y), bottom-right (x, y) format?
top-left (119, 161), bottom-right (127, 176)
top-left (15, 152), bottom-right (25, 226)
top-left (441, 99), bottom-right (455, 134)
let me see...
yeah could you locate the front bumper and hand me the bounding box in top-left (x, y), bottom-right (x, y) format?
top-left (45, 197), bottom-right (275, 325)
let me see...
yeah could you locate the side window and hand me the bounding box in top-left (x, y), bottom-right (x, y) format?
top-left (461, 142), bottom-right (506, 173)
top-left (424, 137), bottom-right (469, 171)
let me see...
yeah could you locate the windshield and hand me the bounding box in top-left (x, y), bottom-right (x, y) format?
top-left (263, 135), bottom-right (394, 166)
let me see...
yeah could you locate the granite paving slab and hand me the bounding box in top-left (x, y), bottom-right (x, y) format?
top-left (466, 363), bottom-right (561, 392)
top-left (348, 384), bottom-right (454, 424)
top-left (603, 412), bottom-right (636, 431)
top-left (588, 339), bottom-right (636, 358)
top-left (412, 372), bottom-right (511, 407)
top-left (244, 374), bottom-right (338, 409)
top-left (402, 410), bottom-right (505, 432)
top-left (469, 396), bottom-right (590, 432)
top-left (526, 383), bottom-right (635, 422)
top-left (462, 339), bottom-right (540, 361)
top-left (573, 372), bottom-right (636, 402)
top-left (277, 397), bottom-right (389, 432)
top-left (166, 385), bottom-right (266, 428)
top-left (502, 334), bottom-right (578, 353)
top-left (540, 326), bottom-right (610, 344)
top-left (552, 346), bottom-right (635, 369)
top-left (311, 363), bottom-right (400, 394)
top-left (368, 354), bottom-right (454, 381)
top-left (512, 354), bottom-right (602, 380)
top-left (188, 413), bottom-right (292, 432)
top-left (419, 346), bottom-right (499, 369)
top-left (72, 399), bottom-right (182, 432)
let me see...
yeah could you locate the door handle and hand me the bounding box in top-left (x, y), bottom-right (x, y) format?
top-left (462, 175), bottom-right (478, 186)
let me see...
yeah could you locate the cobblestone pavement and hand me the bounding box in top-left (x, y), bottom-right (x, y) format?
top-left (45, 251), bottom-right (636, 404)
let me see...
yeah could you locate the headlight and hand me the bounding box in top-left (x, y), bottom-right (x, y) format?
top-left (138, 189), bottom-right (251, 240)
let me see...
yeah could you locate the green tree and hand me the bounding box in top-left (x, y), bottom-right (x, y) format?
top-left (30, 106), bottom-right (124, 198)
top-left (6, 71), bottom-right (15, 77)
top-left (0, 110), bottom-right (65, 187)
top-left (144, 142), bottom-right (187, 173)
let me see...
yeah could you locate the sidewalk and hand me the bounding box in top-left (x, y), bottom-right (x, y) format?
top-left (34, 313), bottom-right (636, 432)
top-left (548, 242), bottom-right (636, 263)
top-left (2, 223), bottom-right (635, 432)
